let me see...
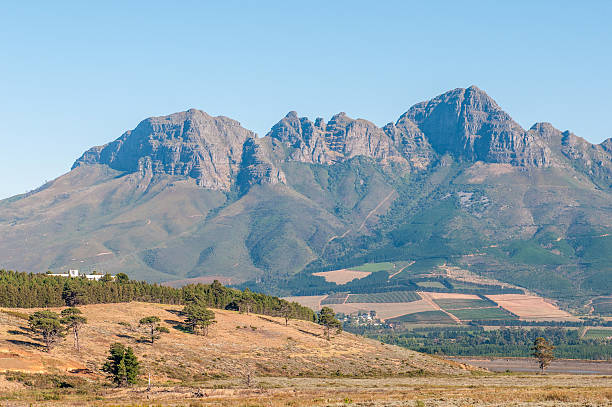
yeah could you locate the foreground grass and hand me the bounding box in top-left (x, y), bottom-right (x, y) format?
top-left (2, 372), bottom-right (611, 406)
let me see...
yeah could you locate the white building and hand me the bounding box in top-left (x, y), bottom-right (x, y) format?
top-left (47, 269), bottom-right (110, 281)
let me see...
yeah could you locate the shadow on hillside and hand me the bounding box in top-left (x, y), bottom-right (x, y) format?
top-left (166, 309), bottom-right (184, 317)
top-left (296, 328), bottom-right (322, 338)
top-left (7, 329), bottom-right (28, 336)
top-left (116, 333), bottom-right (134, 340)
top-left (165, 319), bottom-right (190, 333)
top-left (7, 339), bottom-right (44, 349)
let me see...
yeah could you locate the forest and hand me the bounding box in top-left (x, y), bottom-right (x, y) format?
top-left (0, 270), bottom-right (315, 321)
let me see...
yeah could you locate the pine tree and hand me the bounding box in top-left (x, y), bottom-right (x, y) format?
top-left (60, 307), bottom-right (87, 352)
top-left (28, 310), bottom-right (65, 351)
top-left (318, 307), bottom-right (342, 340)
top-left (531, 337), bottom-right (555, 373)
top-left (139, 316), bottom-right (164, 343)
top-left (102, 342), bottom-right (140, 386)
top-left (183, 302), bottom-right (216, 336)
top-left (279, 301), bottom-right (292, 326)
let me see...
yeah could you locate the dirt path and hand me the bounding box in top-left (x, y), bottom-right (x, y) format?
top-left (388, 262), bottom-right (414, 279)
top-left (321, 190), bottom-right (396, 257)
top-left (418, 292), bottom-right (462, 324)
top-left (357, 190), bottom-right (396, 232)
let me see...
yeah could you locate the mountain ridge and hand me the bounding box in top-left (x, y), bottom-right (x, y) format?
top-left (1, 86), bottom-right (611, 304)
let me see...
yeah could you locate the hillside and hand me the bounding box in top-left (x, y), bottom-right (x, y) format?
top-left (0, 86), bottom-right (611, 304)
top-left (0, 302), bottom-right (467, 379)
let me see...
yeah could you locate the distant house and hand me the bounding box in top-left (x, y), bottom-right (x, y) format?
top-left (47, 269), bottom-right (111, 281)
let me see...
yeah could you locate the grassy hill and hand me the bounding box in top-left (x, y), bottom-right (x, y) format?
top-left (0, 302), bottom-right (469, 380)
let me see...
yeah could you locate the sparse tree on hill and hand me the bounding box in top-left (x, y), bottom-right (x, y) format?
top-left (139, 316), bottom-right (166, 343)
top-left (318, 307), bottom-right (342, 340)
top-left (28, 310), bottom-right (65, 351)
top-left (238, 288), bottom-right (255, 315)
top-left (279, 301), bottom-right (292, 326)
top-left (60, 307), bottom-right (87, 352)
top-left (531, 337), bottom-right (555, 373)
top-left (102, 342), bottom-right (140, 386)
top-left (183, 302), bottom-right (216, 336)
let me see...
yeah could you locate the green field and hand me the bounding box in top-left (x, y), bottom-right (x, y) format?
top-left (387, 311), bottom-right (456, 324)
top-left (592, 298), bottom-right (612, 315)
top-left (346, 291), bottom-right (420, 303)
top-left (583, 329), bottom-right (612, 339)
top-left (447, 307), bottom-right (515, 321)
top-left (351, 262), bottom-right (396, 273)
top-left (433, 298), bottom-right (494, 310)
top-left (415, 281), bottom-right (446, 289)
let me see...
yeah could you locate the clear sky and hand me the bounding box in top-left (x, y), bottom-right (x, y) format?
top-left (1, 1), bottom-right (611, 199)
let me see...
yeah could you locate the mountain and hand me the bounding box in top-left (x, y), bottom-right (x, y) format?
top-left (0, 86), bottom-right (610, 303)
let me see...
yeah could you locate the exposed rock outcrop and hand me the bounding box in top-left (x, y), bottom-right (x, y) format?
top-left (403, 86), bottom-right (552, 166)
top-left (73, 109), bottom-right (254, 190)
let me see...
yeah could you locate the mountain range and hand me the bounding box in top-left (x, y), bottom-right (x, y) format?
top-left (1, 86), bottom-right (610, 303)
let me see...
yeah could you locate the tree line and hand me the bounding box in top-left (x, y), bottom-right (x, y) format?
top-left (369, 326), bottom-right (611, 360)
top-left (0, 270), bottom-right (314, 322)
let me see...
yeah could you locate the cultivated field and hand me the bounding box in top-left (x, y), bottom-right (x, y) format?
top-left (487, 294), bottom-right (572, 320)
top-left (281, 295), bottom-right (326, 310)
top-left (425, 292), bottom-right (482, 300)
top-left (387, 310), bottom-right (457, 324)
top-left (592, 296), bottom-right (612, 315)
top-left (447, 307), bottom-right (515, 321)
top-left (346, 291), bottom-right (420, 303)
top-left (433, 298), bottom-right (495, 310)
top-left (312, 269), bottom-right (371, 284)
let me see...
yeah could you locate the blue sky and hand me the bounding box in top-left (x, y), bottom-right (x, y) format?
top-left (1, 1), bottom-right (611, 199)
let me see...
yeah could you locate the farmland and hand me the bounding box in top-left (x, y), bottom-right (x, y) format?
top-left (432, 298), bottom-right (495, 310)
top-left (583, 328), bottom-right (612, 339)
top-left (415, 281), bottom-right (446, 289)
top-left (346, 291), bottom-right (420, 303)
top-left (486, 294), bottom-right (572, 320)
top-left (592, 296), bottom-right (612, 315)
top-left (321, 292), bottom-right (349, 304)
top-left (387, 311), bottom-right (456, 324)
top-left (446, 307), bottom-right (515, 321)
top-left (312, 269), bottom-right (371, 284)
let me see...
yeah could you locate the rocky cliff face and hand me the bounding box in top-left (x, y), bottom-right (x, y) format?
top-left (72, 86), bottom-right (610, 191)
top-left (73, 109), bottom-right (254, 190)
top-left (403, 86), bottom-right (552, 166)
top-left (264, 111), bottom-right (434, 170)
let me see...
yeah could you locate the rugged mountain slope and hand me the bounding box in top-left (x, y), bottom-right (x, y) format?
top-left (0, 86), bottom-right (610, 302)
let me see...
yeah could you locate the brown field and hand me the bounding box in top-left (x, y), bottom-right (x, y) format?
top-left (486, 294), bottom-right (573, 320)
top-left (282, 295), bottom-right (327, 310)
top-left (0, 302), bottom-right (466, 380)
top-left (424, 292), bottom-right (482, 300)
top-left (312, 269), bottom-right (371, 284)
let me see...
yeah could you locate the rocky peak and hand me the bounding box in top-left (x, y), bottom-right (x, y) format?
top-left (72, 109), bottom-right (254, 190)
top-left (265, 111), bottom-right (424, 168)
top-left (403, 86), bottom-right (552, 166)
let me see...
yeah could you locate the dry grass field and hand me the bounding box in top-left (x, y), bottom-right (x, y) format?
top-left (0, 302), bottom-right (467, 380)
top-left (486, 294), bottom-right (573, 320)
top-left (312, 269), bottom-right (372, 284)
top-left (1, 372), bottom-right (611, 406)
